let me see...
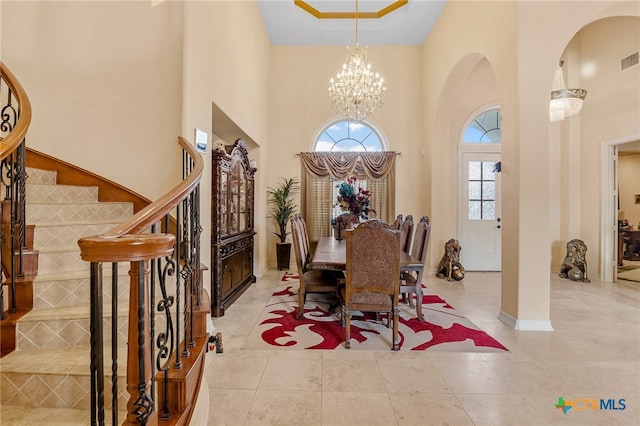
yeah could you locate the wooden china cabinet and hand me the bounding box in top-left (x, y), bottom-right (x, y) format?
top-left (211, 139), bottom-right (257, 317)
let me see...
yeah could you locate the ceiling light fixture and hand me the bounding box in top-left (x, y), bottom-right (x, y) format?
top-left (549, 61), bottom-right (587, 122)
top-left (328, 0), bottom-right (386, 121)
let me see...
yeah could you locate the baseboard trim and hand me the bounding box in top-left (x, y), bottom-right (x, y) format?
top-left (498, 310), bottom-right (554, 331)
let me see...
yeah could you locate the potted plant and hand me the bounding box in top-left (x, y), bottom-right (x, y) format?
top-left (267, 177), bottom-right (300, 270)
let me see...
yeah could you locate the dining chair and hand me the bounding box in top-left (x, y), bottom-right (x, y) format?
top-left (291, 214), bottom-right (340, 319)
top-left (400, 215), bottom-right (431, 321)
top-left (342, 219), bottom-right (401, 350)
top-left (392, 214), bottom-right (403, 230)
top-left (399, 214), bottom-right (414, 253)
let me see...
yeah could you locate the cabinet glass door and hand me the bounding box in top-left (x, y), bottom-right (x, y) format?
top-left (220, 169), bottom-right (229, 236)
top-left (238, 173), bottom-right (246, 231)
top-left (230, 158), bottom-right (246, 234)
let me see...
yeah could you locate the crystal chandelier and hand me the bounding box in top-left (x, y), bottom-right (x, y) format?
top-left (328, 0), bottom-right (386, 121)
top-left (549, 61), bottom-right (587, 122)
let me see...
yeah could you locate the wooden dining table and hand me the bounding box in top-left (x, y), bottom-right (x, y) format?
top-left (311, 236), bottom-right (426, 321)
top-left (311, 236), bottom-right (424, 272)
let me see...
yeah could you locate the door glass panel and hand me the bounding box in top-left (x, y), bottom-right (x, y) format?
top-left (469, 201), bottom-right (481, 220)
top-left (482, 162), bottom-right (496, 180)
top-left (482, 181), bottom-right (495, 199)
top-left (482, 201), bottom-right (495, 219)
top-left (468, 160), bottom-right (497, 220)
top-left (469, 181), bottom-right (481, 199)
top-left (468, 161), bottom-right (481, 180)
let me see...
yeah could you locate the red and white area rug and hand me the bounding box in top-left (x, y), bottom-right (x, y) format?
top-left (243, 272), bottom-right (508, 352)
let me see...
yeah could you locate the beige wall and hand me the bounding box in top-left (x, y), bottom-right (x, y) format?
top-left (266, 45), bottom-right (423, 268)
top-left (575, 16), bottom-right (640, 271)
top-left (182, 1), bottom-right (271, 279)
top-left (1, 1), bottom-right (185, 200)
top-left (421, 1), bottom-right (639, 327)
top-left (3, 1), bottom-right (639, 327)
top-left (549, 15), bottom-right (640, 273)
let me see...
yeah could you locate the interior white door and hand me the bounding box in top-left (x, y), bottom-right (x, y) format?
top-left (459, 152), bottom-right (502, 271)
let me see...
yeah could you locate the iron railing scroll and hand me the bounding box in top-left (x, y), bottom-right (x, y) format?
top-left (0, 62), bottom-right (32, 320)
top-left (78, 137), bottom-right (204, 425)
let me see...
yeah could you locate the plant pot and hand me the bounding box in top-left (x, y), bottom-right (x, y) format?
top-left (276, 242), bottom-right (292, 270)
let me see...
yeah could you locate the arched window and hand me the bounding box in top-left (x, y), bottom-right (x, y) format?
top-left (314, 120), bottom-right (385, 152)
top-left (302, 119), bottom-right (394, 240)
top-left (463, 108), bottom-right (501, 143)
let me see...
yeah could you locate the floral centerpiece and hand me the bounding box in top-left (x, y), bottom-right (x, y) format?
top-left (335, 176), bottom-right (375, 220)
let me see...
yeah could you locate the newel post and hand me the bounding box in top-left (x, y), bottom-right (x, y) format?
top-left (79, 233), bottom-right (175, 426)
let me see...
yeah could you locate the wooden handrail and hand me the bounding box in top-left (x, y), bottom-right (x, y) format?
top-left (1, 62), bottom-right (32, 328)
top-left (0, 62), bottom-right (32, 161)
top-left (78, 136), bottom-right (205, 425)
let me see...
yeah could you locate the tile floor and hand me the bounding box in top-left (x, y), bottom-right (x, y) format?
top-left (1, 269), bottom-right (638, 425)
top-left (205, 269), bottom-right (639, 426)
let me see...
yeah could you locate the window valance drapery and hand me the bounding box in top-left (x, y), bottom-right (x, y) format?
top-left (299, 152), bottom-right (396, 241)
top-left (299, 152), bottom-right (396, 180)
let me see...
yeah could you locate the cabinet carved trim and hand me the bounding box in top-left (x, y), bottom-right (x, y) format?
top-left (211, 139), bottom-right (257, 317)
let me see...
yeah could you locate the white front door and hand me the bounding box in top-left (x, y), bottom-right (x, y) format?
top-left (459, 152), bottom-right (502, 271)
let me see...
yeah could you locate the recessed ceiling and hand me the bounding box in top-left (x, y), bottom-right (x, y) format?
top-left (257, 0), bottom-right (448, 46)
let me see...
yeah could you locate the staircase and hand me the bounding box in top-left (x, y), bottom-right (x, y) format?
top-left (0, 166), bottom-right (134, 421)
top-left (1, 62), bottom-right (208, 424)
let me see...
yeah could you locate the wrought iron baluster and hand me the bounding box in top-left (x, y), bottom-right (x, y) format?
top-left (133, 260), bottom-right (152, 424)
top-left (155, 233), bottom-right (175, 421)
top-left (194, 184), bottom-right (202, 309)
top-left (149, 222), bottom-right (157, 418)
top-left (0, 232), bottom-right (5, 320)
top-left (173, 204), bottom-right (183, 369)
top-left (181, 195), bottom-right (192, 355)
top-left (16, 142), bottom-right (26, 277)
top-left (89, 262), bottom-right (105, 426)
top-left (110, 262), bottom-right (118, 426)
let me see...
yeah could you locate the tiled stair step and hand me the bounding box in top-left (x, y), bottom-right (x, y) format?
top-left (26, 202), bottom-right (133, 224)
top-left (26, 184), bottom-right (99, 204)
top-left (26, 167), bottom-right (56, 185)
top-left (32, 222), bottom-right (123, 251)
top-left (16, 302), bottom-right (174, 351)
top-left (0, 405), bottom-right (128, 424)
top-left (0, 346), bottom-right (128, 410)
top-left (36, 248), bottom-right (99, 275)
top-left (16, 304), bottom-right (130, 350)
top-left (33, 270), bottom-right (131, 310)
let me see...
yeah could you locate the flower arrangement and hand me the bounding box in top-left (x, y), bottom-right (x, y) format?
top-left (335, 176), bottom-right (375, 219)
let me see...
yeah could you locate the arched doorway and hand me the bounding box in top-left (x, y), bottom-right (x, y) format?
top-left (458, 106), bottom-right (502, 271)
